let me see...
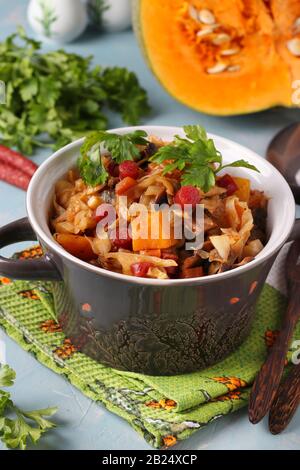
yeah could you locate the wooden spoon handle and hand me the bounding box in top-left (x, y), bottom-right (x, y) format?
top-left (249, 286), bottom-right (300, 424)
top-left (269, 363), bottom-right (300, 434)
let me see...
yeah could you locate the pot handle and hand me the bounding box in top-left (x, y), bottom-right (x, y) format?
top-left (289, 218), bottom-right (300, 242)
top-left (0, 217), bottom-right (62, 281)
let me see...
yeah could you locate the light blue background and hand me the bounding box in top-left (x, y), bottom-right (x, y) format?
top-left (0, 0), bottom-right (299, 450)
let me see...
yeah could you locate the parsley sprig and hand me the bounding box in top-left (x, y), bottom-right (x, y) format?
top-left (0, 363), bottom-right (57, 450)
top-left (78, 130), bottom-right (148, 186)
top-left (150, 125), bottom-right (259, 192)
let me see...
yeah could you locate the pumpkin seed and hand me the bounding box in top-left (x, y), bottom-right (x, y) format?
top-left (188, 5), bottom-right (199, 21)
top-left (294, 17), bottom-right (300, 32)
top-left (196, 27), bottom-right (214, 37)
top-left (227, 65), bottom-right (241, 72)
top-left (206, 62), bottom-right (227, 74)
top-left (198, 9), bottom-right (216, 25)
top-left (287, 37), bottom-right (300, 56)
top-left (220, 47), bottom-right (240, 56)
top-left (212, 33), bottom-right (231, 45)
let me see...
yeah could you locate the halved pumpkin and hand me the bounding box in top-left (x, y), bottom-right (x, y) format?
top-left (134, 0), bottom-right (300, 115)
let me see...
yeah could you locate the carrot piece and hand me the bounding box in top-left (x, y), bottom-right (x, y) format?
top-left (115, 176), bottom-right (136, 195)
top-left (131, 211), bottom-right (176, 251)
top-left (55, 234), bottom-right (97, 261)
top-left (233, 177), bottom-right (250, 203)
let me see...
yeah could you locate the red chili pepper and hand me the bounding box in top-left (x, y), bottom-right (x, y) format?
top-left (119, 160), bottom-right (140, 180)
top-left (131, 262), bottom-right (153, 277)
top-left (0, 145), bottom-right (38, 176)
top-left (111, 227), bottom-right (132, 250)
top-left (0, 162), bottom-right (31, 190)
top-left (218, 174), bottom-right (238, 196)
top-left (174, 185), bottom-right (200, 208)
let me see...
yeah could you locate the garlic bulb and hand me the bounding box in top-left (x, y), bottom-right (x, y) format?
top-left (88, 0), bottom-right (132, 32)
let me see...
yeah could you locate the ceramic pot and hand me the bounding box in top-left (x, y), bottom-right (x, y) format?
top-left (0, 126), bottom-right (298, 375)
top-left (27, 0), bottom-right (88, 43)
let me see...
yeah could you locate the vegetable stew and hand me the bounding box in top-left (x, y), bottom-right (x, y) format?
top-left (51, 126), bottom-right (268, 280)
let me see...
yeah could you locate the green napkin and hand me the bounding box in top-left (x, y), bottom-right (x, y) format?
top-left (0, 246), bottom-right (299, 449)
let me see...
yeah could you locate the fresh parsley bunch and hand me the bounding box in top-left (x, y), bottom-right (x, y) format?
top-left (0, 27), bottom-right (150, 155)
top-left (0, 363), bottom-right (57, 450)
top-left (150, 125), bottom-right (259, 192)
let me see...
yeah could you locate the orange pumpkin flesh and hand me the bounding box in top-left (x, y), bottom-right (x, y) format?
top-left (135, 0), bottom-right (300, 115)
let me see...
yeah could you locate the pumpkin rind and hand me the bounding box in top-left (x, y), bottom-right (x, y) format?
top-left (134, 0), bottom-right (300, 115)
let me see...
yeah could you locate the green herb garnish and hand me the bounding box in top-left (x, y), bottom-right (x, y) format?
top-left (78, 125), bottom-right (259, 190)
top-left (79, 130), bottom-right (148, 186)
top-left (0, 363), bottom-right (57, 450)
top-left (0, 27), bottom-right (150, 155)
top-left (150, 125), bottom-right (259, 192)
